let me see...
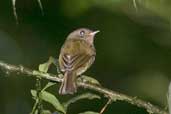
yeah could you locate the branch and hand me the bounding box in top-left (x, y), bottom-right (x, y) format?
top-left (0, 60), bottom-right (168, 114)
top-left (99, 98), bottom-right (112, 114)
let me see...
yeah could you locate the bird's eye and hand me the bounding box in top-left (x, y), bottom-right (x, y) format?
top-left (80, 30), bottom-right (85, 37)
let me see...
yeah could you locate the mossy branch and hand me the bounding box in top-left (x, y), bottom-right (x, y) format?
top-left (0, 60), bottom-right (168, 114)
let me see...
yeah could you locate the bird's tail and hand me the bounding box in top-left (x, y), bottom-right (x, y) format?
top-left (59, 71), bottom-right (77, 95)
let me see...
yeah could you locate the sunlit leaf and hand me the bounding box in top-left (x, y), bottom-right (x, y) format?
top-left (31, 90), bottom-right (66, 114)
top-left (79, 111), bottom-right (99, 114)
top-left (41, 110), bottom-right (51, 114)
top-left (42, 82), bottom-right (56, 92)
top-left (39, 56), bottom-right (56, 72)
top-left (34, 110), bottom-right (38, 114)
top-left (79, 75), bottom-right (101, 85)
top-left (39, 63), bottom-right (50, 73)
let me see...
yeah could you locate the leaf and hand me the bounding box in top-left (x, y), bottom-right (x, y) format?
top-left (63, 93), bottom-right (100, 109)
top-left (42, 82), bottom-right (56, 92)
top-left (79, 75), bottom-right (101, 85)
top-left (34, 110), bottom-right (38, 114)
top-left (41, 110), bottom-right (51, 114)
top-left (31, 90), bottom-right (66, 114)
top-left (79, 111), bottom-right (99, 114)
top-left (39, 57), bottom-right (56, 72)
top-left (39, 63), bottom-right (50, 73)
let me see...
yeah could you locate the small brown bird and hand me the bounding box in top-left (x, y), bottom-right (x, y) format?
top-left (58, 28), bottom-right (99, 95)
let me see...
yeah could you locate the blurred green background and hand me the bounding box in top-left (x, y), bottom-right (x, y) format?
top-left (0, 0), bottom-right (171, 114)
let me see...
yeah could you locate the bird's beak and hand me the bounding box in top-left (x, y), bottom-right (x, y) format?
top-left (89, 30), bottom-right (100, 36)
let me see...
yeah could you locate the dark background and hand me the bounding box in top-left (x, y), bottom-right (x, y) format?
top-left (0, 0), bottom-right (171, 114)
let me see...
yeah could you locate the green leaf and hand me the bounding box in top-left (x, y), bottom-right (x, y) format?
top-left (41, 110), bottom-right (51, 114)
top-left (31, 90), bottom-right (66, 114)
top-left (38, 56), bottom-right (56, 72)
top-left (34, 110), bottom-right (38, 114)
top-left (63, 93), bottom-right (100, 110)
top-left (39, 63), bottom-right (50, 73)
top-left (42, 82), bottom-right (56, 92)
top-left (79, 75), bottom-right (101, 85)
top-left (79, 111), bottom-right (99, 114)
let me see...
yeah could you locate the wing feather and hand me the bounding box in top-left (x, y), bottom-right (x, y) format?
top-left (59, 39), bottom-right (95, 73)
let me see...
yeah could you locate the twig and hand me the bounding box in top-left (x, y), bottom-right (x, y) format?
top-left (99, 98), bottom-right (112, 114)
top-left (12, 0), bottom-right (19, 24)
top-left (30, 99), bottom-right (39, 114)
top-left (0, 60), bottom-right (168, 114)
top-left (36, 78), bottom-right (43, 114)
top-left (37, 0), bottom-right (44, 16)
top-left (30, 78), bottom-right (43, 114)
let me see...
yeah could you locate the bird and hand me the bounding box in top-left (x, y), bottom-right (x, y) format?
top-left (58, 28), bottom-right (99, 95)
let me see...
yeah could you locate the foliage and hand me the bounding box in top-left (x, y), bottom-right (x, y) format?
top-left (0, 0), bottom-right (171, 114)
top-left (30, 58), bottom-right (101, 114)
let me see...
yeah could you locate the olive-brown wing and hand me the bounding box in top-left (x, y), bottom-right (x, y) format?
top-left (59, 39), bottom-right (95, 73)
top-left (59, 52), bottom-right (93, 73)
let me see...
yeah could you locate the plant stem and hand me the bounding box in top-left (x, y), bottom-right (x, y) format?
top-left (0, 60), bottom-right (168, 114)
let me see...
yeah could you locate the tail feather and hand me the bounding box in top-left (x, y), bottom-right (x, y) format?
top-left (59, 71), bottom-right (77, 95)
